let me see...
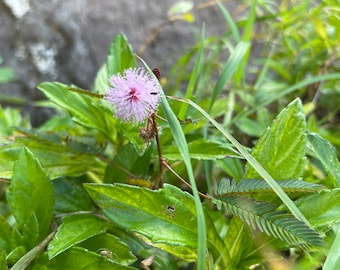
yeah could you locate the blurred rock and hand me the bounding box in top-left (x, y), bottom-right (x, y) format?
top-left (0, 0), bottom-right (230, 125)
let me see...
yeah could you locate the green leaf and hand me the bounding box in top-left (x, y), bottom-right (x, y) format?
top-left (94, 63), bottom-right (109, 94)
top-left (296, 189), bottom-right (340, 228)
top-left (0, 136), bottom-right (105, 179)
top-left (105, 143), bottom-right (153, 183)
top-left (0, 67), bottom-right (15, 83)
top-left (80, 234), bottom-right (136, 265)
top-left (162, 139), bottom-right (239, 161)
top-left (307, 132), bottom-right (340, 188)
top-left (6, 246), bottom-right (26, 266)
top-left (37, 82), bottom-right (117, 142)
top-left (323, 225), bottom-right (340, 270)
top-left (10, 232), bottom-right (54, 270)
top-left (0, 105), bottom-right (29, 137)
top-left (117, 122), bottom-right (149, 155)
top-left (84, 183), bottom-right (225, 263)
top-left (6, 147), bottom-right (54, 246)
top-left (48, 214), bottom-right (108, 259)
top-left (0, 215), bottom-right (11, 252)
top-left (107, 34), bottom-right (136, 77)
top-left (171, 96), bottom-right (311, 227)
top-left (209, 41), bottom-right (250, 111)
top-left (36, 247), bottom-right (136, 270)
top-left (84, 183), bottom-right (196, 261)
top-left (53, 177), bottom-right (96, 214)
top-left (212, 195), bottom-right (323, 248)
top-left (215, 179), bottom-right (323, 196)
top-left (245, 98), bottom-right (307, 180)
top-left (0, 250), bottom-right (6, 270)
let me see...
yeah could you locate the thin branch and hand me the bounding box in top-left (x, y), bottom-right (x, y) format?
top-left (161, 159), bottom-right (211, 200)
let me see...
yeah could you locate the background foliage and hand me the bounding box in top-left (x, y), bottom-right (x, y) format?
top-left (1, 0), bottom-right (340, 269)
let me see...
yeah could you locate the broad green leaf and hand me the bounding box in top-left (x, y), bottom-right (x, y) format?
top-left (307, 132), bottom-right (340, 187)
top-left (84, 183), bottom-right (225, 263)
top-left (48, 214), bottom-right (108, 259)
top-left (162, 139), bottom-right (239, 161)
top-left (94, 63), bottom-right (109, 94)
top-left (245, 98), bottom-right (307, 180)
top-left (6, 147), bottom-right (54, 246)
top-left (296, 189), bottom-right (340, 228)
top-left (35, 247), bottom-right (136, 270)
top-left (0, 250), bottom-right (5, 270)
top-left (53, 177), bottom-right (96, 214)
top-left (11, 212), bottom-right (39, 250)
top-left (107, 34), bottom-right (136, 77)
top-left (0, 136), bottom-right (105, 179)
top-left (37, 82), bottom-right (117, 142)
top-left (0, 215), bottom-right (11, 252)
top-left (80, 234), bottom-right (136, 265)
top-left (104, 143), bottom-right (153, 183)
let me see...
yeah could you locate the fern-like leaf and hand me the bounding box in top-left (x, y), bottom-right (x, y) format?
top-left (215, 178), bottom-right (323, 196)
top-left (212, 195), bottom-right (323, 249)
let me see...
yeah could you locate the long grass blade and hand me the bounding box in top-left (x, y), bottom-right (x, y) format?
top-left (138, 56), bottom-right (207, 270)
top-left (229, 73), bottom-right (340, 127)
top-left (208, 41), bottom-right (250, 112)
top-left (169, 96), bottom-right (311, 226)
top-left (178, 25), bottom-right (205, 119)
top-left (216, 0), bottom-right (240, 42)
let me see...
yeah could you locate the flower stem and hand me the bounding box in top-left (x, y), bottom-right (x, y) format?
top-left (161, 159), bottom-right (210, 200)
top-left (151, 114), bottom-right (165, 189)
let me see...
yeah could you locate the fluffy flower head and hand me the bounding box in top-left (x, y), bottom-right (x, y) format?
top-left (105, 68), bottom-right (161, 124)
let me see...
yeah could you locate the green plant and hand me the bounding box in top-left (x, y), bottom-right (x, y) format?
top-left (1, 1), bottom-right (340, 269)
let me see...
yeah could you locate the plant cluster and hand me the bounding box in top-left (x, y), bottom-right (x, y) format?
top-left (1, 1), bottom-right (340, 269)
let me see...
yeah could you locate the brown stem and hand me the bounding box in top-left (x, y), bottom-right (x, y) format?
top-left (152, 114), bottom-right (165, 189)
top-left (161, 159), bottom-right (211, 200)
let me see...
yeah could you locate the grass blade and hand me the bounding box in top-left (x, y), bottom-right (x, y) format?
top-left (169, 96), bottom-right (311, 226)
top-left (178, 25), bottom-right (205, 119)
top-left (137, 56), bottom-right (207, 270)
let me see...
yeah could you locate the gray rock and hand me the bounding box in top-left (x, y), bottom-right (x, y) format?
top-left (0, 0), bottom-right (230, 125)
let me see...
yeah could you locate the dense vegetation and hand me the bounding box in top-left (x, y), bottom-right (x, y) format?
top-left (1, 1), bottom-right (340, 269)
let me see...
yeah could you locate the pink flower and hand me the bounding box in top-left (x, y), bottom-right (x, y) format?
top-left (105, 68), bottom-right (161, 124)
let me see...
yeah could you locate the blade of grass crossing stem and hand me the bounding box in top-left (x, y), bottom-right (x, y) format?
top-left (216, 0), bottom-right (240, 42)
top-left (234, 0), bottom-right (257, 84)
top-left (228, 73), bottom-right (340, 128)
top-left (170, 96), bottom-right (311, 226)
top-left (323, 225), bottom-right (340, 270)
top-left (208, 41), bottom-right (250, 112)
top-left (178, 25), bottom-right (205, 119)
top-left (137, 56), bottom-right (207, 270)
